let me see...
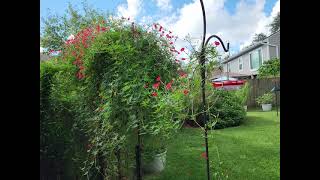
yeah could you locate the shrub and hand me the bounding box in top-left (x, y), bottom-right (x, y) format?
top-left (234, 82), bottom-right (250, 105)
top-left (40, 60), bottom-right (85, 179)
top-left (40, 17), bottom-right (190, 179)
top-left (258, 58), bottom-right (280, 78)
top-left (208, 90), bottom-right (246, 129)
top-left (256, 93), bottom-right (274, 105)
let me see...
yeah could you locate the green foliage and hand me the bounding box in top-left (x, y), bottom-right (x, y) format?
top-left (209, 90), bottom-right (246, 129)
top-left (40, 1), bottom-right (107, 52)
top-left (256, 93), bottom-right (274, 105)
top-left (258, 58), bottom-right (280, 78)
top-left (234, 83), bottom-right (250, 105)
top-left (40, 60), bottom-right (86, 179)
top-left (41, 16), bottom-right (188, 179)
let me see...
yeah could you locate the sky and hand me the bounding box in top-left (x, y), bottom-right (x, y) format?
top-left (40, 0), bottom-right (280, 57)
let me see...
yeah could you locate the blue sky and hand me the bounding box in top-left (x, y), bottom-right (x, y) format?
top-left (40, 0), bottom-right (280, 55)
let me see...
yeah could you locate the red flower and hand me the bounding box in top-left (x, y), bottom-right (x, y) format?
top-left (169, 31), bottom-right (172, 34)
top-left (151, 92), bottom-right (158, 97)
top-left (214, 41), bottom-right (220, 46)
top-left (180, 72), bottom-right (187, 78)
top-left (101, 27), bottom-right (108, 32)
top-left (156, 75), bottom-right (161, 82)
top-left (79, 66), bottom-right (85, 70)
top-left (144, 83), bottom-right (149, 88)
top-left (183, 89), bottom-right (189, 95)
top-left (159, 26), bottom-right (163, 32)
top-left (76, 71), bottom-right (85, 79)
top-left (170, 42), bottom-right (173, 45)
top-left (181, 58), bottom-right (186, 60)
top-left (95, 25), bottom-right (100, 32)
top-left (180, 48), bottom-right (185, 51)
top-left (154, 24), bottom-right (158, 29)
top-left (165, 82), bottom-right (172, 90)
top-left (201, 152), bottom-right (207, 159)
top-left (153, 82), bottom-right (160, 89)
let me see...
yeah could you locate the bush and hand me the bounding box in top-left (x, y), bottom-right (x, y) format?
top-left (258, 58), bottom-right (280, 78)
top-left (234, 82), bottom-right (250, 105)
top-left (256, 93), bottom-right (274, 105)
top-left (208, 90), bottom-right (246, 129)
top-left (40, 60), bottom-right (86, 179)
top-left (40, 16), bottom-right (190, 179)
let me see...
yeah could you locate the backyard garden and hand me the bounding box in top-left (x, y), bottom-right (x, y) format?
top-left (40, 2), bottom-right (280, 180)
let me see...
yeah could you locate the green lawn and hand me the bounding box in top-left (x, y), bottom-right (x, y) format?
top-left (144, 110), bottom-right (280, 180)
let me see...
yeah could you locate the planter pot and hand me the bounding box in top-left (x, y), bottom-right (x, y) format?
top-left (143, 150), bottom-right (167, 174)
top-left (261, 104), bottom-right (272, 111)
top-left (243, 105), bottom-right (247, 111)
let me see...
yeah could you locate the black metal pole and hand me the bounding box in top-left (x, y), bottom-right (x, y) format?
top-left (199, 1), bottom-right (230, 180)
top-left (199, 1), bottom-right (210, 179)
top-left (136, 116), bottom-right (142, 180)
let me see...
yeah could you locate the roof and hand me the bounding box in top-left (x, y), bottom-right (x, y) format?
top-left (223, 30), bottom-right (280, 63)
top-left (223, 43), bottom-right (264, 63)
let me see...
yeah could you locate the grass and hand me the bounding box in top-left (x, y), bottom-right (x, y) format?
top-left (144, 110), bottom-right (280, 180)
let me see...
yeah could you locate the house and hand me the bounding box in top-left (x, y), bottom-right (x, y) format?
top-left (219, 30), bottom-right (280, 79)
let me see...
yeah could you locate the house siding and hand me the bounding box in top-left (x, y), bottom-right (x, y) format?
top-left (222, 30), bottom-right (280, 77)
top-left (269, 46), bottom-right (278, 59)
top-left (261, 45), bottom-right (268, 62)
top-left (267, 31), bottom-right (280, 57)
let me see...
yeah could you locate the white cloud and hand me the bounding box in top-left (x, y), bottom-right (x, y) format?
top-left (117, 0), bottom-right (142, 20)
top-left (239, 0), bottom-right (280, 50)
top-left (154, 0), bottom-right (172, 11)
top-left (155, 0), bottom-right (280, 54)
top-left (140, 15), bottom-right (154, 25)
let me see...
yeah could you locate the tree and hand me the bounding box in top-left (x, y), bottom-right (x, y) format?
top-left (252, 33), bottom-right (267, 43)
top-left (269, 12), bottom-right (280, 34)
top-left (40, 1), bottom-right (107, 52)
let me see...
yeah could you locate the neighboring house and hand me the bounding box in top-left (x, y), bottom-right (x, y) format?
top-left (40, 53), bottom-right (50, 61)
top-left (220, 30), bottom-right (280, 79)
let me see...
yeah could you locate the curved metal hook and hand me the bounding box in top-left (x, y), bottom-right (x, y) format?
top-left (205, 35), bottom-right (230, 52)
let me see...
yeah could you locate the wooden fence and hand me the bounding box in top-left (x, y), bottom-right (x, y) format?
top-left (246, 77), bottom-right (280, 107)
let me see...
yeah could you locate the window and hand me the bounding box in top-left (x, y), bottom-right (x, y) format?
top-left (238, 58), bottom-right (243, 71)
top-left (250, 49), bottom-right (262, 70)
